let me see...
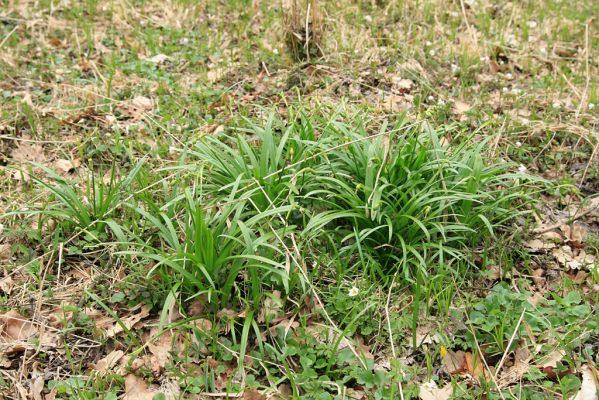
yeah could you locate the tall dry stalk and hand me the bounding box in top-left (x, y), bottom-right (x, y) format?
top-left (283, 0), bottom-right (324, 62)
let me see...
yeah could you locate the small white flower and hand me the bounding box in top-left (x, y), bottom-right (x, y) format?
top-left (516, 141), bottom-right (522, 147)
top-left (427, 95), bottom-right (435, 101)
top-left (348, 286), bottom-right (359, 297)
top-left (505, 72), bottom-right (513, 79)
top-left (552, 101), bottom-right (561, 109)
top-left (425, 40), bottom-right (432, 46)
top-left (364, 15), bottom-right (372, 24)
top-left (518, 164), bottom-right (528, 173)
top-left (437, 99), bottom-right (446, 106)
top-left (502, 87), bottom-right (509, 93)
top-left (527, 20), bottom-right (538, 28)
top-left (429, 49), bottom-right (436, 56)
top-left (451, 64), bottom-right (460, 74)
top-left (589, 103), bottom-right (595, 110)
top-left (540, 47), bottom-right (547, 56)
top-left (273, 48), bottom-right (279, 55)
top-left (179, 37), bottom-right (190, 45)
top-left (511, 88), bottom-right (521, 94)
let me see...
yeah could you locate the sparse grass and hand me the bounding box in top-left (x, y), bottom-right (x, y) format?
top-left (0, 0), bottom-right (597, 399)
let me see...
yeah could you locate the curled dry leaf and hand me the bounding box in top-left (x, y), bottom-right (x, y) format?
top-left (392, 77), bottom-right (414, 90)
top-left (568, 224), bottom-right (588, 247)
top-left (382, 94), bottom-right (412, 113)
top-left (105, 306), bottom-right (150, 337)
top-left (525, 238), bottom-right (556, 252)
top-left (0, 276), bottom-right (13, 295)
top-left (10, 141), bottom-right (46, 165)
top-left (498, 345), bottom-right (532, 388)
top-left (305, 324), bottom-right (352, 352)
top-left (147, 328), bottom-right (173, 370)
top-left (452, 100), bottom-right (471, 116)
top-left (0, 310), bottom-right (36, 341)
top-left (31, 374), bottom-right (44, 400)
top-left (542, 231), bottom-right (563, 242)
top-left (441, 347), bottom-right (466, 375)
top-left (123, 374), bottom-right (160, 400)
top-left (410, 325), bottom-right (439, 347)
top-left (419, 380), bottom-right (453, 400)
top-left (147, 54), bottom-right (171, 64)
top-left (465, 352), bottom-right (488, 381)
top-left (0, 310), bottom-right (58, 354)
top-left (118, 96), bottom-right (154, 121)
top-left (92, 349), bottom-right (125, 372)
top-left (571, 364), bottom-right (598, 400)
top-left (54, 159), bottom-right (80, 174)
top-left (552, 246), bottom-right (596, 270)
top-left (244, 388), bottom-right (267, 400)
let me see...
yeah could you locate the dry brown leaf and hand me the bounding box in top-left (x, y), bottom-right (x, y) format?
top-left (541, 231), bottom-right (563, 242)
top-left (539, 349), bottom-right (565, 369)
top-left (0, 244), bottom-right (10, 261)
top-left (569, 224), bottom-right (588, 247)
top-left (244, 388), bottom-right (267, 400)
top-left (123, 374), bottom-right (159, 400)
top-left (0, 310), bottom-right (36, 341)
top-left (147, 328), bottom-right (173, 369)
top-left (147, 54), bottom-right (171, 64)
top-left (498, 345), bottom-right (532, 388)
top-left (452, 100), bottom-right (471, 115)
top-left (0, 276), bottom-right (14, 295)
top-left (410, 325), bottom-right (439, 347)
top-left (552, 246), bottom-right (596, 270)
top-left (465, 352), bottom-right (487, 381)
top-left (571, 364), bottom-right (598, 400)
top-left (382, 94), bottom-right (412, 113)
top-left (305, 324), bottom-right (352, 351)
top-left (419, 380), bottom-right (453, 400)
top-left (10, 142), bottom-right (46, 164)
top-left (441, 348), bottom-right (466, 375)
top-left (92, 349), bottom-right (125, 372)
top-left (31, 375), bottom-right (44, 400)
top-left (105, 306), bottom-right (150, 337)
top-left (525, 238), bottom-right (556, 251)
top-left (131, 96), bottom-right (154, 112)
top-left (392, 77), bottom-right (414, 90)
top-left (0, 353), bottom-right (11, 368)
top-left (54, 159), bottom-right (80, 174)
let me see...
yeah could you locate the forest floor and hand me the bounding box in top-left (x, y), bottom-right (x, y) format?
top-left (0, 0), bottom-right (598, 399)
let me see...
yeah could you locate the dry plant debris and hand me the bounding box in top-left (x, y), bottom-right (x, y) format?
top-left (0, 0), bottom-right (597, 398)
